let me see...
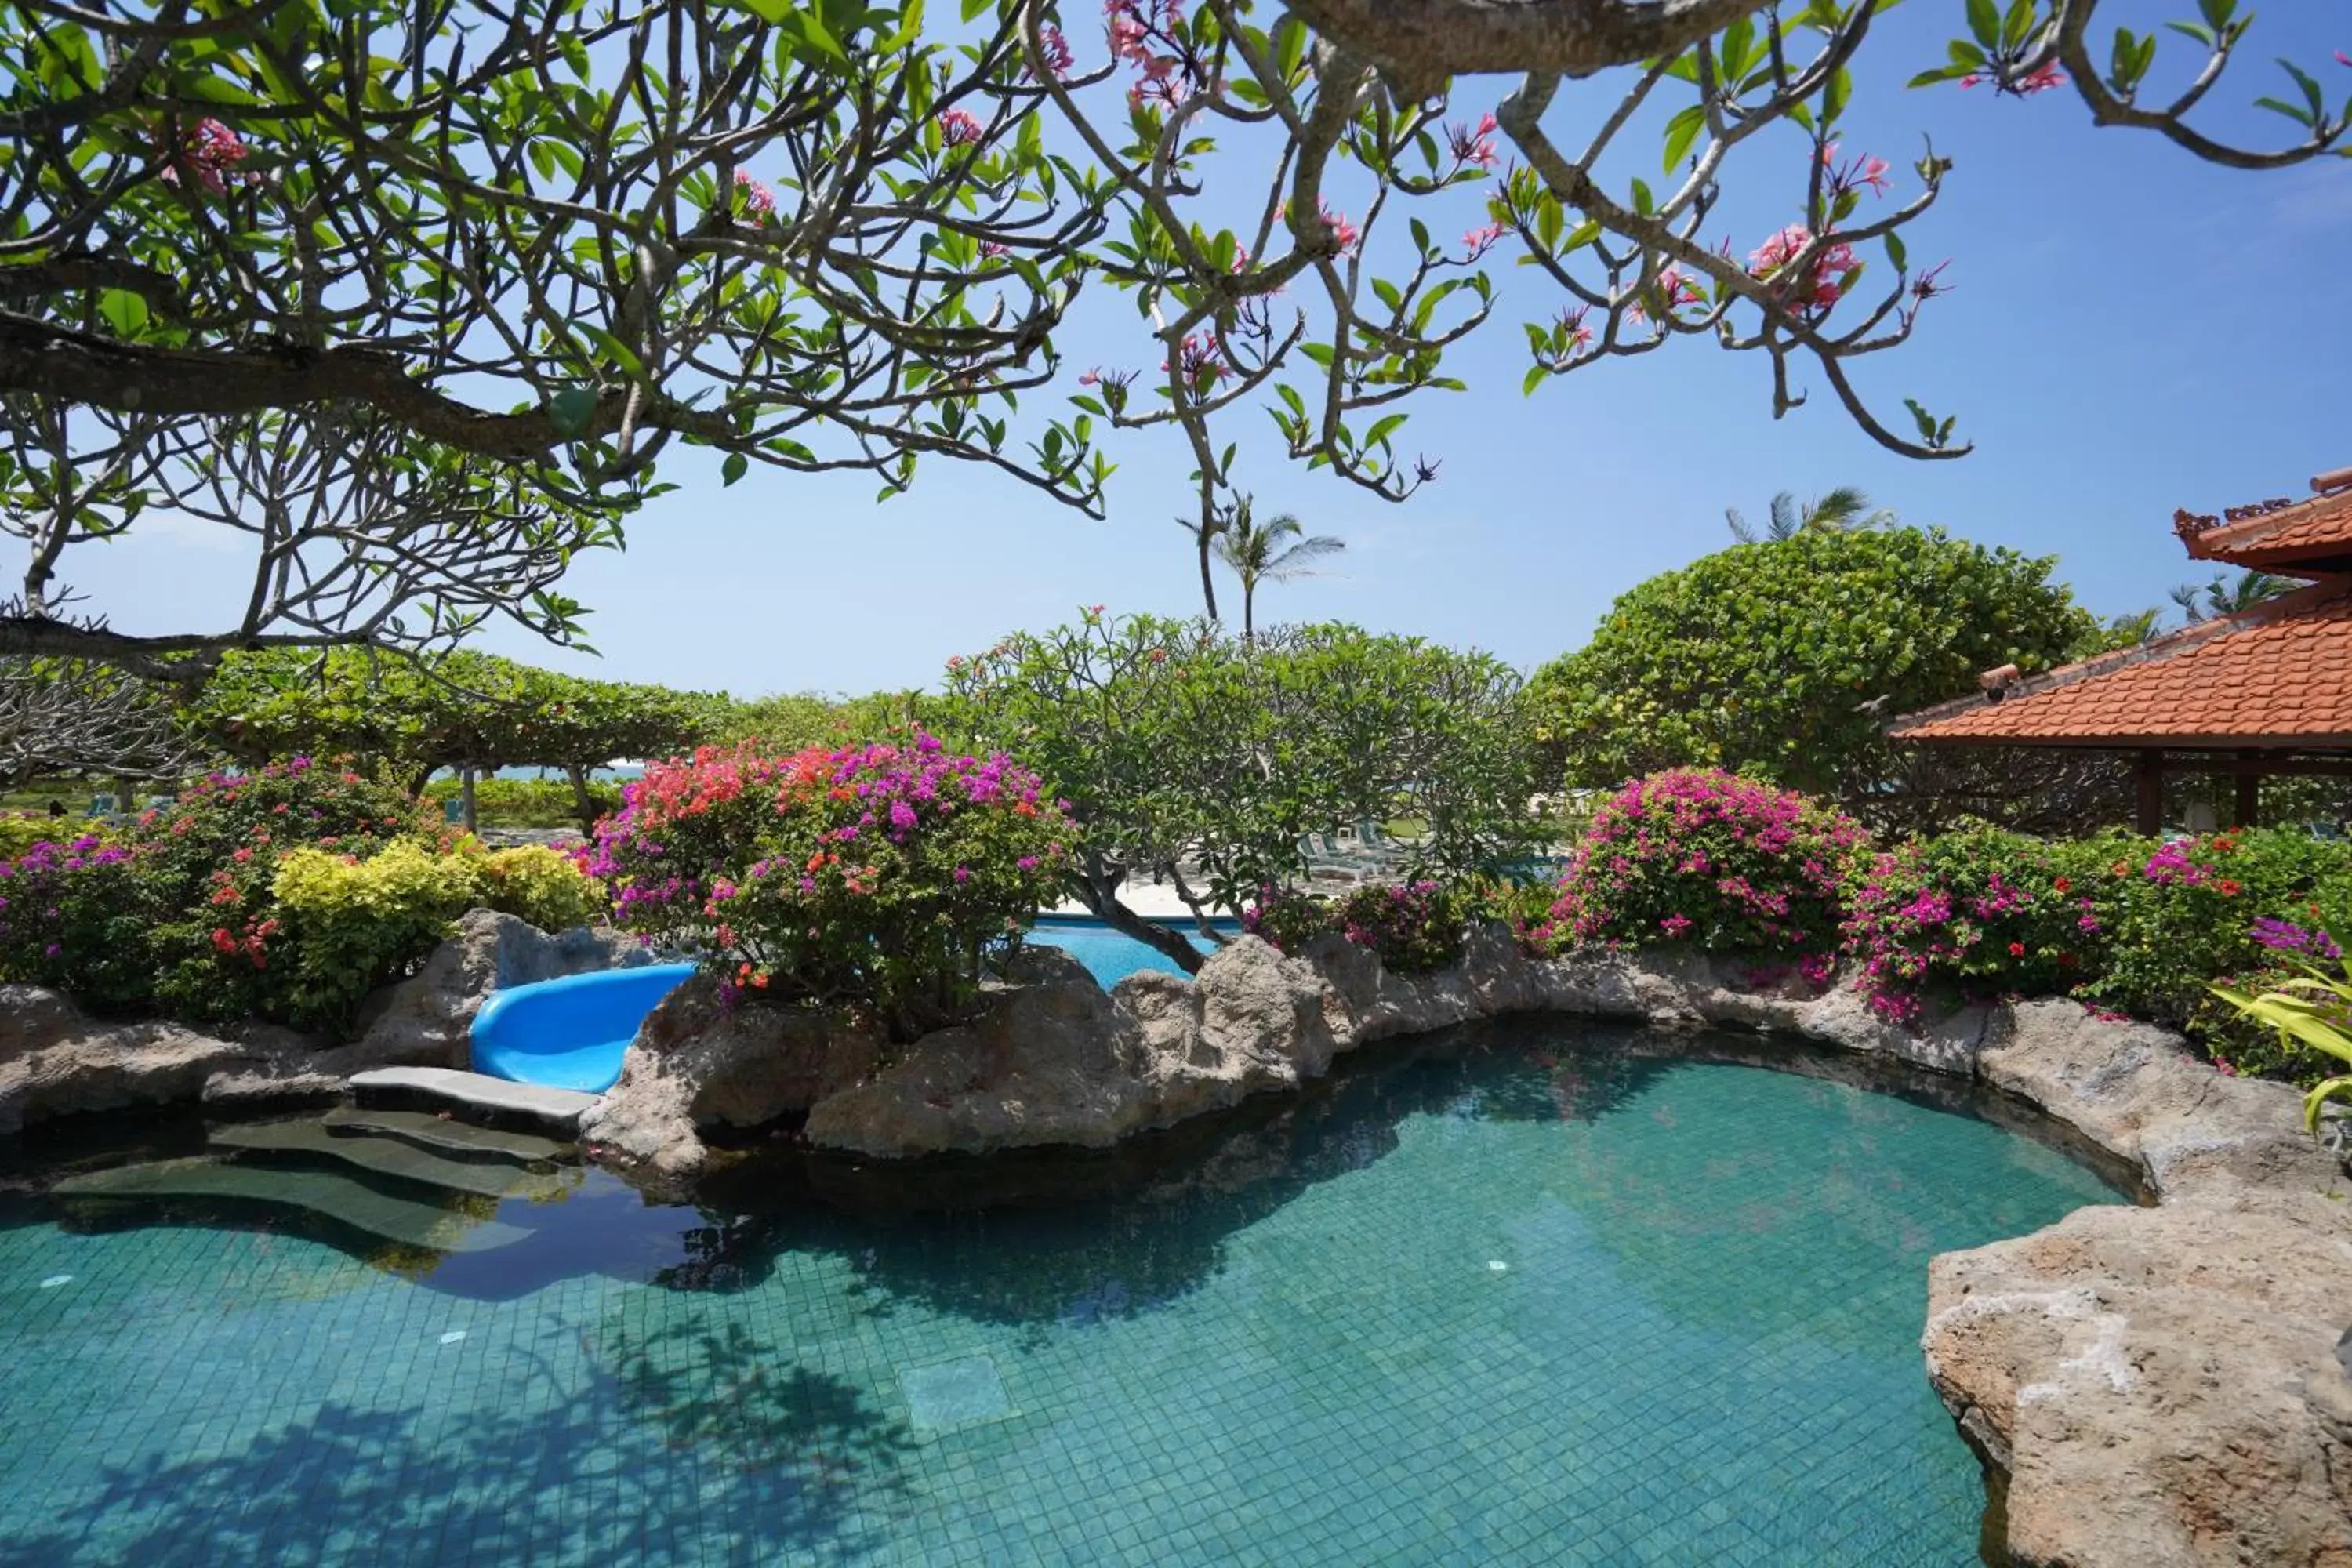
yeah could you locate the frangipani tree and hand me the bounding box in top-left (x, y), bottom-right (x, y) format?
top-left (936, 608), bottom-right (1537, 970)
top-left (1039, 0), bottom-right (2347, 556)
top-left (1, 0), bottom-right (2343, 646)
top-left (1, 0), bottom-right (1116, 666)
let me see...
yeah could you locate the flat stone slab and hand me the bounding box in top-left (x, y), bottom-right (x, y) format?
top-left (348, 1067), bottom-right (598, 1133)
top-left (211, 1119), bottom-right (570, 1202)
top-left (323, 1105), bottom-right (568, 1164)
top-left (53, 1156), bottom-right (533, 1254)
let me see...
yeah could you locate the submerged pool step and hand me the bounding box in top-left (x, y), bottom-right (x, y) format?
top-left (52, 1156), bottom-right (535, 1254)
top-left (321, 1105), bottom-right (570, 1164)
top-left (210, 1119), bottom-right (575, 1202)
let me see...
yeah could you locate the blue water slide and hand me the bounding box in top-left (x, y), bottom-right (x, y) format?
top-left (469, 963), bottom-right (698, 1094)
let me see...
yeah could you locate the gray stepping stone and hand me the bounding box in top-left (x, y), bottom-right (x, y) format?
top-left (322, 1105), bottom-right (568, 1164)
top-left (347, 1067), bottom-right (598, 1133)
top-left (53, 1157), bottom-right (533, 1253)
top-left (210, 1120), bottom-right (572, 1202)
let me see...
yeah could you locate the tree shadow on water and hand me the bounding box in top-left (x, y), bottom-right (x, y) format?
top-left (0, 1316), bottom-right (918, 1568)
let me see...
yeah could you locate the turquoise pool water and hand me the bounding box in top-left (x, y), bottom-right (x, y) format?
top-left (0, 1024), bottom-right (2122, 1566)
top-left (1029, 914), bottom-right (1229, 985)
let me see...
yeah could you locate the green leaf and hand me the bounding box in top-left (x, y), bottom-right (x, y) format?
top-left (720, 452), bottom-right (749, 486)
top-left (96, 289), bottom-right (149, 338)
top-left (1965, 0), bottom-right (2001, 50)
top-left (577, 325), bottom-right (644, 377)
top-left (1522, 364), bottom-right (1548, 397)
top-left (546, 387), bottom-right (600, 438)
top-left (1662, 104), bottom-right (1706, 171)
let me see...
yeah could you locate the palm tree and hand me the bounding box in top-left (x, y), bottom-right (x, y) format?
top-left (2169, 570), bottom-right (2296, 624)
top-left (1214, 496), bottom-right (1345, 638)
top-left (1725, 485), bottom-right (1894, 543)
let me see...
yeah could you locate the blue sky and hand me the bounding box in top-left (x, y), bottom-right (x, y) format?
top-left (88, 5), bottom-right (2352, 699)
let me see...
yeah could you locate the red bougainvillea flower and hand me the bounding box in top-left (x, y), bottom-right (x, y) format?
top-left (2008, 942), bottom-right (2026, 957)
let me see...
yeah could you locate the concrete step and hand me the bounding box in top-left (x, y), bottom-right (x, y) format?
top-left (322, 1105), bottom-right (569, 1165)
top-left (210, 1119), bottom-right (574, 1202)
top-left (347, 1067), bottom-right (599, 1134)
top-left (52, 1156), bottom-right (533, 1254)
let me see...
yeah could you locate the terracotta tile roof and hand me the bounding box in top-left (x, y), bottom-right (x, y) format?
top-left (2178, 481), bottom-right (2352, 573)
top-left (1891, 578), bottom-right (2352, 747)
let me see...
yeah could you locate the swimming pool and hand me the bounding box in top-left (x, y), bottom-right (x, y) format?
top-left (0, 1021), bottom-right (2121, 1565)
top-left (1026, 913), bottom-right (1232, 985)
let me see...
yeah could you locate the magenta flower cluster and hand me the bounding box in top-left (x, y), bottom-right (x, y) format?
top-left (1548, 769), bottom-right (1863, 970)
top-left (590, 735), bottom-right (1072, 1029)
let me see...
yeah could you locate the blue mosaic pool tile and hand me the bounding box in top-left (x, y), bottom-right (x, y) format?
top-left (0, 1049), bottom-right (2118, 1566)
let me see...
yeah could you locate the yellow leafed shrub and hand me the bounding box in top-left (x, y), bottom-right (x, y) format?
top-left (269, 840), bottom-right (485, 1034)
top-left (476, 845), bottom-right (607, 934)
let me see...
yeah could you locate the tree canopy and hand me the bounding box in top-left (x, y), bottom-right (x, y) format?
top-left (1529, 525), bottom-right (2111, 804)
top-left (935, 609), bottom-right (1537, 968)
top-left (2, 0), bottom-right (2341, 663)
top-left (187, 647), bottom-right (728, 789)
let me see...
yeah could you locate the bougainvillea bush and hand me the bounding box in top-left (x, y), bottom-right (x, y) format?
top-left (0, 760), bottom-right (604, 1037)
top-left (0, 835), bottom-right (152, 1014)
top-left (1841, 824), bottom-right (2352, 1062)
top-left (1839, 826), bottom-right (2119, 1023)
top-left (590, 735), bottom-right (1073, 1037)
top-left (1241, 880), bottom-right (1469, 974)
top-left (1547, 769), bottom-right (1865, 973)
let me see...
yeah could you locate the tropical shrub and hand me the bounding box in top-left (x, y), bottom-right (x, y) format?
top-left (2211, 960), bottom-right (2352, 1149)
top-left (1841, 826), bottom-right (2117, 1022)
top-left (591, 735), bottom-right (1073, 1037)
top-left (476, 845), bottom-right (608, 933)
top-left (1528, 529), bottom-right (2113, 822)
top-left (1548, 769), bottom-right (1864, 970)
top-left (1240, 885), bottom-right (1331, 954)
top-left (0, 760), bottom-right (552, 1040)
top-left (1240, 880), bottom-right (1469, 974)
top-left (936, 611), bottom-right (1539, 972)
top-left (265, 840), bottom-right (488, 1034)
top-left (1330, 881), bottom-right (1468, 972)
top-left (1841, 825), bottom-right (2352, 1040)
top-left (421, 777), bottom-right (626, 829)
top-left (0, 814), bottom-right (96, 861)
top-left (0, 835), bottom-right (153, 1014)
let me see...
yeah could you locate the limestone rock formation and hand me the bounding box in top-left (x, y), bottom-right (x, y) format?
top-left (0, 911), bottom-right (647, 1131)
top-left (0, 993), bottom-right (254, 1134)
top-left (1923, 1000), bottom-right (2352, 1568)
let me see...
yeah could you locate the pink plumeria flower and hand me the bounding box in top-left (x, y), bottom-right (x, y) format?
top-left (1462, 222), bottom-right (1506, 260)
top-left (733, 169), bottom-right (775, 218)
top-left (938, 107), bottom-right (985, 146)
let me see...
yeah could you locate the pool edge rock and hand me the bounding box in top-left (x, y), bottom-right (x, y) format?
top-left (0, 910), bottom-right (645, 1134)
top-left (1921, 998), bottom-right (2352, 1568)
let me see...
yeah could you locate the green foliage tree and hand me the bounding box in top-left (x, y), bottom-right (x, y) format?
top-left (937, 610), bottom-right (1537, 971)
top-left (0, 0), bottom-right (1109, 670)
top-left (4, 2), bottom-right (2339, 655)
top-left (1530, 528), bottom-right (2108, 810)
top-left (716, 689), bottom-right (935, 753)
top-left (2169, 570), bottom-right (2298, 623)
top-left (188, 649), bottom-right (725, 828)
